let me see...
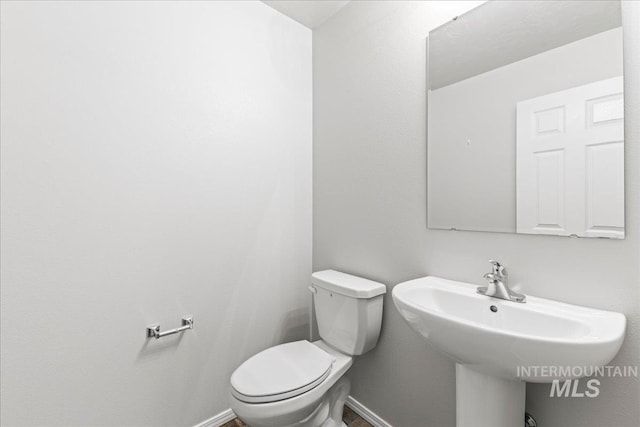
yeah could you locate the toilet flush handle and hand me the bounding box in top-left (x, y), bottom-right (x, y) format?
top-left (308, 285), bottom-right (317, 294)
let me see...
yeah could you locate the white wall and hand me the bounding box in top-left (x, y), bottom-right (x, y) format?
top-left (314, 1), bottom-right (639, 426)
top-left (429, 27), bottom-right (623, 232)
top-left (0, 2), bottom-right (311, 426)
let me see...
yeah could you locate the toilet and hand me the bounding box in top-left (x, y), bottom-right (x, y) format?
top-left (229, 270), bottom-right (386, 427)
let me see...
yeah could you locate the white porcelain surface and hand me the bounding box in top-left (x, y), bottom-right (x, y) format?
top-left (392, 276), bottom-right (626, 382)
top-left (229, 341), bottom-right (352, 427)
top-left (231, 341), bottom-right (334, 404)
top-left (456, 364), bottom-right (524, 427)
top-left (312, 270), bottom-right (386, 298)
top-left (230, 271), bottom-right (386, 427)
top-left (312, 271), bottom-right (385, 355)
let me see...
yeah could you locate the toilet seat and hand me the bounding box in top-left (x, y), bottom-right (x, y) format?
top-left (230, 340), bottom-right (334, 404)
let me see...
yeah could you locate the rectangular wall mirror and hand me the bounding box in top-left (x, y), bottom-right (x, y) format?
top-left (427, 0), bottom-right (624, 238)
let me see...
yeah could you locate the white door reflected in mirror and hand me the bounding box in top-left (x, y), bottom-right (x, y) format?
top-left (516, 77), bottom-right (624, 238)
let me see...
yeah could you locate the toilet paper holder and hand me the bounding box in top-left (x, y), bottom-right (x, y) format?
top-left (146, 316), bottom-right (193, 339)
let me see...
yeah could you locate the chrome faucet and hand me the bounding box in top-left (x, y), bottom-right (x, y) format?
top-left (477, 260), bottom-right (526, 303)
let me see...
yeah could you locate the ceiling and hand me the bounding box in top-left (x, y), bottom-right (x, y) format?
top-left (262, 0), bottom-right (350, 29)
top-left (429, 0), bottom-right (621, 89)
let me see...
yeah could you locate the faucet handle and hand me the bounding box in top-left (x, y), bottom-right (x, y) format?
top-left (488, 259), bottom-right (507, 277)
top-left (498, 265), bottom-right (508, 278)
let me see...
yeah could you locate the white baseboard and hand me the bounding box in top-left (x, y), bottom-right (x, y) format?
top-left (195, 395), bottom-right (391, 427)
top-left (193, 408), bottom-right (236, 427)
top-left (346, 395), bottom-right (393, 427)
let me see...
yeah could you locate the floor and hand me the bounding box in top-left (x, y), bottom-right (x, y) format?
top-left (343, 406), bottom-right (375, 427)
top-left (221, 406), bottom-right (373, 427)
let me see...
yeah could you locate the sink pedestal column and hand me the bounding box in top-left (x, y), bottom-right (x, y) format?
top-left (456, 364), bottom-right (525, 427)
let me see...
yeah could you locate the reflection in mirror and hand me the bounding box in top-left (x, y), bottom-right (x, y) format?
top-left (427, 0), bottom-right (624, 238)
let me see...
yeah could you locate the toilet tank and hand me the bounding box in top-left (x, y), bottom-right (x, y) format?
top-left (311, 270), bottom-right (386, 356)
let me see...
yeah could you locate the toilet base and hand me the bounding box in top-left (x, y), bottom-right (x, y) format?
top-left (320, 376), bottom-right (350, 427)
top-left (296, 376), bottom-right (350, 427)
top-left (232, 376), bottom-right (351, 427)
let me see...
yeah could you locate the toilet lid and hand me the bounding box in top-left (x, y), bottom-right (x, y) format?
top-left (230, 340), bottom-right (334, 404)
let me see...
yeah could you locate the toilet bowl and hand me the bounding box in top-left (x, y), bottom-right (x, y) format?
top-left (229, 270), bottom-right (386, 427)
top-left (230, 340), bottom-right (352, 427)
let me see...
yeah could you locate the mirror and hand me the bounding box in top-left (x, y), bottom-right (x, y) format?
top-left (427, 0), bottom-right (624, 238)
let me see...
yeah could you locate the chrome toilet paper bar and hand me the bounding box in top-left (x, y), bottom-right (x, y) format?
top-left (146, 316), bottom-right (193, 339)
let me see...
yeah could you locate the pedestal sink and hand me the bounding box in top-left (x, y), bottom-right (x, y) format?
top-left (392, 276), bottom-right (626, 427)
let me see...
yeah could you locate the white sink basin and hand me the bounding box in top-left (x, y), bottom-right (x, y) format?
top-left (392, 276), bottom-right (625, 382)
top-left (393, 276), bottom-right (626, 427)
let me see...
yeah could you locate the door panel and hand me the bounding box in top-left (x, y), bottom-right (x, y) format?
top-left (516, 76), bottom-right (624, 238)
